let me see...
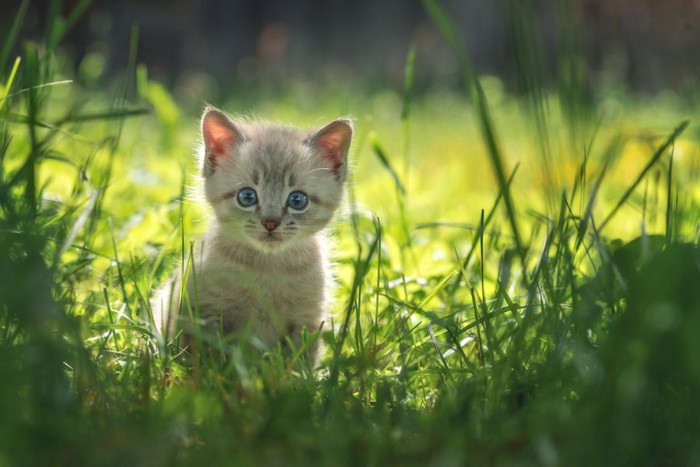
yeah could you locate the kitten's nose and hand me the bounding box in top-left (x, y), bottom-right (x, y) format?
top-left (262, 219), bottom-right (281, 232)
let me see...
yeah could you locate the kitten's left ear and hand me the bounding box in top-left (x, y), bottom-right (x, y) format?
top-left (307, 119), bottom-right (353, 180)
top-left (201, 107), bottom-right (244, 176)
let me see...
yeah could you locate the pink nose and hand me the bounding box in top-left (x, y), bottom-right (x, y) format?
top-left (263, 219), bottom-right (280, 232)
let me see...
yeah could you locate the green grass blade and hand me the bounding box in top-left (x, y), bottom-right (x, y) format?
top-left (0, 57), bottom-right (21, 110)
top-left (574, 135), bottom-right (624, 250)
top-left (326, 217), bottom-right (381, 395)
top-left (370, 134), bottom-right (405, 195)
top-left (599, 121), bottom-right (688, 232)
top-left (46, 0), bottom-right (93, 51)
top-left (401, 45), bottom-right (416, 184)
top-left (499, 0), bottom-right (557, 200)
top-left (108, 217), bottom-right (133, 321)
top-left (665, 148), bottom-right (675, 245)
top-left (90, 323), bottom-right (156, 339)
top-left (0, 0), bottom-right (29, 74)
top-left (55, 188), bottom-right (99, 262)
top-left (423, 0), bottom-right (527, 276)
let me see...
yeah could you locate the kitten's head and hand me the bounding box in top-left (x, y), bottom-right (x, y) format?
top-left (200, 107), bottom-right (352, 253)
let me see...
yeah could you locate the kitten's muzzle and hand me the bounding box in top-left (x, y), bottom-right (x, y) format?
top-left (262, 219), bottom-right (281, 232)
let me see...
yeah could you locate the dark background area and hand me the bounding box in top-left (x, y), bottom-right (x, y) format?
top-left (3, 0), bottom-right (700, 96)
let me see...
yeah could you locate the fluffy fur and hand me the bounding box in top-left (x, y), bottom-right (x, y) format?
top-left (152, 107), bottom-right (352, 364)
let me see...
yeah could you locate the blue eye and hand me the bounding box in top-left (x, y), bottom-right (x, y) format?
top-left (237, 188), bottom-right (258, 207)
top-left (287, 191), bottom-right (308, 210)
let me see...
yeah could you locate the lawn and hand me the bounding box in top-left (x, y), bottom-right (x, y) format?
top-left (2, 1), bottom-right (700, 466)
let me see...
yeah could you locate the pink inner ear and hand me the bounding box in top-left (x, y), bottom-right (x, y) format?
top-left (202, 111), bottom-right (240, 170)
top-left (205, 127), bottom-right (236, 162)
top-left (313, 123), bottom-right (351, 175)
top-left (317, 140), bottom-right (344, 174)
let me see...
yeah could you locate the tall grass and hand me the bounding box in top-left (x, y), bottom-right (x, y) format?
top-left (1, 1), bottom-right (700, 465)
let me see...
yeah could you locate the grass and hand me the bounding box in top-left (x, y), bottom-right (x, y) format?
top-left (2, 1), bottom-right (700, 465)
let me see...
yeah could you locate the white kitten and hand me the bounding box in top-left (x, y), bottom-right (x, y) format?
top-left (152, 107), bottom-right (352, 364)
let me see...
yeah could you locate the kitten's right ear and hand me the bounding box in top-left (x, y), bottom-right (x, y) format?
top-left (201, 107), bottom-right (244, 175)
top-left (307, 118), bottom-right (353, 181)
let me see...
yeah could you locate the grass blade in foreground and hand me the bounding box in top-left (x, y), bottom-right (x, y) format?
top-left (0, 0), bottom-right (28, 74)
top-left (423, 0), bottom-right (527, 276)
top-left (598, 121), bottom-right (688, 232)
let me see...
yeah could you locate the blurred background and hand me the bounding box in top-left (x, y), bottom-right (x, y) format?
top-left (3, 0), bottom-right (699, 103)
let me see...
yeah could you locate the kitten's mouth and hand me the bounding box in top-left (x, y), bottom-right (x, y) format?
top-left (258, 232), bottom-right (284, 245)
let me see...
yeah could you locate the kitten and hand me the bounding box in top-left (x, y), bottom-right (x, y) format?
top-left (152, 106), bottom-right (352, 364)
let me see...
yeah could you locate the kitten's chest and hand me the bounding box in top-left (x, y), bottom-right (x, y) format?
top-left (248, 266), bottom-right (323, 305)
top-left (194, 247), bottom-right (326, 313)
